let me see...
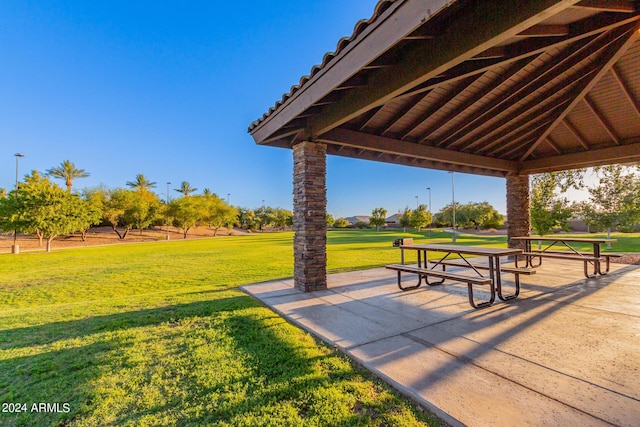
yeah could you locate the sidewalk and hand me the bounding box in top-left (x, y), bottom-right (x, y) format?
top-left (242, 259), bottom-right (640, 426)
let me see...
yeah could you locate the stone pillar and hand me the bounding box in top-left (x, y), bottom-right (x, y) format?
top-left (293, 141), bottom-right (327, 291)
top-left (506, 174), bottom-right (530, 250)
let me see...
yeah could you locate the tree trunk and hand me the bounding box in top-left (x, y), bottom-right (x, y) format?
top-left (112, 225), bottom-right (124, 239)
top-left (46, 238), bottom-right (54, 252)
top-left (81, 229), bottom-right (88, 241)
top-left (37, 230), bottom-right (44, 247)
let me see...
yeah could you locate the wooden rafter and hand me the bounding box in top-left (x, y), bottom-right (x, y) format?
top-left (418, 57), bottom-right (534, 143)
top-left (584, 95), bottom-right (621, 144)
top-left (517, 24), bottom-right (570, 36)
top-left (439, 26), bottom-right (627, 149)
top-left (456, 67), bottom-right (596, 152)
top-left (573, 0), bottom-right (637, 13)
top-left (521, 23), bottom-right (640, 160)
top-left (485, 112), bottom-right (564, 156)
top-left (357, 106), bottom-right (384, 131)
top-left (521, 139), bottom-right (640, 173)
top-left (400, 75), bottom-right (482, 140)
top-left (611, 65), bottom-right (640, 118)
top-left (379, 92), bottom-right (431, 136)
top-left (308, 0), bottom-right (582, 137)
top-left (563, 118), bottom-right (591, 149)
top-left (545, 136), bottom-right (564, 154)
top-left (318, 128), bottom-right (517, 173)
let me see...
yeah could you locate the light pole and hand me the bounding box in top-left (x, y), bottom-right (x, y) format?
top-left (227, 193), bottom-right (230, 204)
top-left (450, 172), bottom-right (456, 243)
top-left (13, 153), bottom-right (25, 254)
top-left (415, 195), bottom-right (419, 208)
top-left (165, 182), bottom-right (171, 240)
top-left (426, 187), bottom-right (432, 236)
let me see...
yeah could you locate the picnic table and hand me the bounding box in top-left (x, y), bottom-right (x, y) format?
top-left (386, 244), bottom-right (528, 309)
top-left (511, 236), bottom-right (619, 278)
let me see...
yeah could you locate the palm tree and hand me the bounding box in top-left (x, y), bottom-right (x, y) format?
top-left (46, 160), bottom-right (90, 193)
top-left (175, 181), bottom-right (197, 197)
top-left (126, 174), bottom-right (157, 191)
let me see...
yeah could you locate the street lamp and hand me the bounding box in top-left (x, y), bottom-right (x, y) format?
top-left (426, 187), bottom-right (432, 236)
top-left (450, 172), bottom-right (456, 243)
top-left (227, 193), bottom-right (230, 204)
top-left (415, 195), bottom-right (419, 208)
top-left (165, 182), bottom-right (171, 240)
top-left (14, 153), bottom-right (24, 190)
top-left (13, 153), bottom-right (25, 254)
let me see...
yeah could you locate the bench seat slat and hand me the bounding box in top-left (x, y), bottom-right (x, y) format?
top-left (434, 260), bottom-right (535, 275)
top-left (522, 252), bottom-right (599, 261)
top-left (385, 264), bottom-right (492, 285)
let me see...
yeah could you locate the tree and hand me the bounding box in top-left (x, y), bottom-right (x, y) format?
top-left (126, 174), bottom-right (157, 190)
top-left (0, 174), bottom-right (100, 251)
top-left (461, 202), bottom-right (504, 230)
top-left (237, 208), bottom-right (257, 230)
top-left (103, 188), bottom-right (136, 239)
top-left (326, 213), bottom-right (335, 227)
top-left (579, 165), bottom-right (640, 237)
top-left (333, 217), bottom-right (350, 228)
top-left (169, 195), bottom-right (207, 238)
top-left (370, 207), bottom-right (387, 231)
top-left (101, 188), bottom-right (160, 239)
top-left (202, 193), bottom-right (238, 236)
top-left (410, 204), bottom-right (431, 231)
top-left (399, 207), bottom-right (412, 232)
top-left (46, 160), bottom-right (90, 193)
top-left (272, 208), bottom-right (293, 230)
top-left (530, 173), bottom-right (574, 236)
top-left (175, 181), bottom-right (198, 197)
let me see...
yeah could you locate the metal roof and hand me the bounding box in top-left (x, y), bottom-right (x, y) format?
top-left (249, 0), bottom-right (640, 177)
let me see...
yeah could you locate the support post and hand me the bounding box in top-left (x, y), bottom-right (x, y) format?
top-left (506, 174), bottom-right (530, 250)
top-left (293, 141), bottom-right (327, 291)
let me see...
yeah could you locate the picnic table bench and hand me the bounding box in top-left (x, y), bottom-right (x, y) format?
top-left (511, 236), bottom-right (618, 278)
top-left (386, 244), bottom-right (525, 309)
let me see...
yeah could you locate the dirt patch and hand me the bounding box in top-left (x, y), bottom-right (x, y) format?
top-left (0, 226), bottom-right (243, 254)
top-left (611, 253), bottom-right (640, 265)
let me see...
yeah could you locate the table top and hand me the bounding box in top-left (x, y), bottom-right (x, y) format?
top-left (511, 236), bottom-right (616, 244)
top-left (400, 244), bottom-right (522, 257)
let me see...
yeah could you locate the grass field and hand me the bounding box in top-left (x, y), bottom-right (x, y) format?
top-left (0, 229), bottom-right (636, 426)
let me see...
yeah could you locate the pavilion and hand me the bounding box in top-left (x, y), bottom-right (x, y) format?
top-left (249, 0), bottom-right (640, 292)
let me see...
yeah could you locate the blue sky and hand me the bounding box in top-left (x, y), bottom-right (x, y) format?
top-left (0, 0), bottom-right (509, 217)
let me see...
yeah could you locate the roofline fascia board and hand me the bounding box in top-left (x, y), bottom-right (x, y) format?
top-left (318, 128), bottom-right (518, 173)
top-left (250, 0), bottom-right (453, 144)
top-left (308, 0), bottom-right (583, 137)
top-left (520, 140), bottom-right (640, 173)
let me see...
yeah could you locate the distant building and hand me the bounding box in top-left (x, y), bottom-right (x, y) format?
top-left (345, 216), bottom-right (370, 225)
top-left (385, 214), bottom-right (402, 225)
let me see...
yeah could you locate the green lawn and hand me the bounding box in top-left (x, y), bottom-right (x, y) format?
top-left (1, 229), bottom-right (637, 426)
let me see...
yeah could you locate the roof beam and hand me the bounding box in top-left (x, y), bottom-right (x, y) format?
top-left (563, 118), bottom-right (591, 149)
top-left (521, 22), bottom-right (640, 160)
top-left (439, 25), bottom-right (627, 149)
top-left (379, 92), bottom-right (430, 136)
top-left (317, 128), bottom-right (518, 173)
top-left (584, 95), bottom-right (621, 144)
top-left (521, 139), bottom-right (640, 173)
top-left (573, 0), bottom-right (637, 13)
top-left (418, 57), bottom-right (535, 143)
top-left (611, 65), bottom-right (640, 118)
top-left (400, 75), bottom-right (482, 139)
top-left (516, 24), bottom-right (570, 36)
top-left (324, 144), bottom-right (510, 178)
top-left (308, 0), bottom-right (583, 137)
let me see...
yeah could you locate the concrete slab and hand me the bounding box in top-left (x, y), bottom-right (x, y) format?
top-left (241, 259), bottom-right (640, 426)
